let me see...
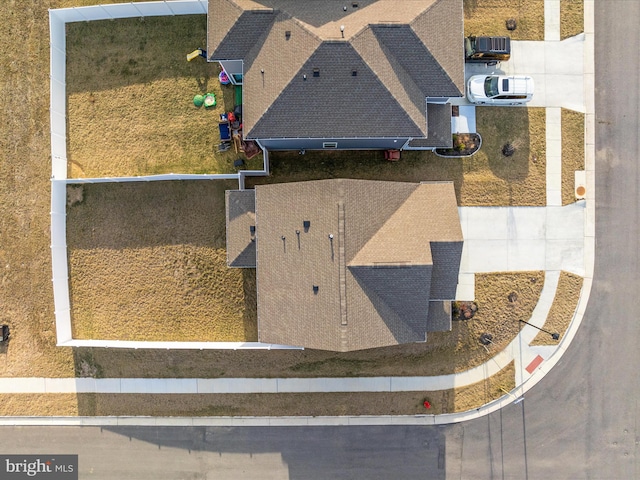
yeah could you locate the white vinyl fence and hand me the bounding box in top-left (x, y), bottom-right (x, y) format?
top-left (48, 2), bottom-right (282, 349)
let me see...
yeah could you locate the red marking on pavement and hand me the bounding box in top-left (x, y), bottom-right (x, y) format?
top-left (525, 355), bottom-right (544, 374)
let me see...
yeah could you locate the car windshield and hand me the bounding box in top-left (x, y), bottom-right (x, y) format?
top-left (484, 76), bottom-right (499, 97)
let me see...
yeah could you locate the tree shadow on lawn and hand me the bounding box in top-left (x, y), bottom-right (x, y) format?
top-left (480, 107), bottom-right (532, 183)
top-left (66, 16), bottom-right (215, 94)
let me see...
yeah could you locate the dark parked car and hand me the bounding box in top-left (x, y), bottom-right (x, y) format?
top-left (465, 36), bottom-right (511, 63)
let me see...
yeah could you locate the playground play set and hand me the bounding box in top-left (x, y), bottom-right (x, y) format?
top-left (188, 48), bottom-right (267, 160)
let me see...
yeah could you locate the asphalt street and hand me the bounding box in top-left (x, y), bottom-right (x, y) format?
top-left (443, 2), bottom-right (640, 478)
top-left (0, 2), bottom-right (637, 479)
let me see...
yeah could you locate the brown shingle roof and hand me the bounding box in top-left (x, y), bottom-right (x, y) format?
top-left (249, 41), bottom-right (424, 139)
top-left (252, 179), bottom-right (462, 351)
top-left (411, 0), bottom-right (465, 94)
top-left (208, 0), bottom-right (463, 140)
top-left (427, 300), bottom-right (452, 332)
top-left (225, 190), bottom-right (257, 267)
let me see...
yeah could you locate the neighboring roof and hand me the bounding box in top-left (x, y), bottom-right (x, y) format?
top-left (225, 190), bottom-right (256, 267)
top-left (208, 0), bottom-right (464, 141)
top-left (253, 179), bottom-right (462, 351)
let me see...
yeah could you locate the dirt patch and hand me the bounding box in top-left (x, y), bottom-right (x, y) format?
top-left (531, 271), bottom-right (583, 345)
top-left (67, 185), bottom-right (84, 207)
top-left (561, 109), bottom-right (586, 205)
top-left (464, 0), bottom-right (545, 41)
top-left (435, 133), bottom-right (482, 157)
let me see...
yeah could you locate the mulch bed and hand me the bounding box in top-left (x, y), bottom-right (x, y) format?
top-left (436, 133), bottom-right (481, 157)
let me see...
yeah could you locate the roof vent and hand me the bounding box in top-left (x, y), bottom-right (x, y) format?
top-left (352, 69), bottom-right (357, 76)
top-left (249, 225), bottom-right (256, 235)
top-left (352, 2), bottom-right (359, 7)
top-left (303, 220), bottom-right (310, 231)
top-left (313, 285), bottom-right (319, 294)
top-left (285, 30), bottom-right (291, 40)
top-left (313, 68), bottom-right (320, 77)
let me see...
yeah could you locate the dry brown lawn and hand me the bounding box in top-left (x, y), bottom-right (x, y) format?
top-left (0, 0), bottom-right (79, 379)
top-left (463, 107), bottom-right (546, 205)
top-left (561, 109), bottom-right (586, 205)
top-left (66, 15), bottom-right (263, 178)
top-left (67, 180), bottom-right (257, 342)
top-left (249, 107), bottom-right (547, 207)
top-left (464, 0), bottom-right (545, 40)
top-left (62, 271), bottom-right (543, 379)
top-left (0, 0), bottom-right (559, 422)
top-left (531, 271), bottom-right (583, 345)
top-left (452, 361), bottom-right (515, 412)
top-left (560, 0), bottom-right (585, 40)
top-left (0, 363), bottom-right (515, 416)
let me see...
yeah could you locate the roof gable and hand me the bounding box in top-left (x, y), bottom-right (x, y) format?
top-left (252, 179), bottom-right (462, 351)
top-left (210, 10), bottom-right (277, 61)
top-left (241, 14), bottom-right (322, 136)
top-left (254, 0), bottom-right (436, 39)
top-left (208, 0), bottom-right (464, 140)
top-left (350, 264), bottom-right (432, 342)
top-left (225, 190), bottom-right (257, 267)
top-left (370, 24), bottom-right (460, 97)
top-left (411, 0), bottom-right (465, 93)
top-left (248, 42), bottom-right (424, 139)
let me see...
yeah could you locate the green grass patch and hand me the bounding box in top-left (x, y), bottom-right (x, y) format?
top-left (464, 0), bottom-right (545, 41)
top-left (560, 0), bottom-right (584, 40)
top-left (66, 15), bottom-right (263, 178)
top-left (561, 109), bottom-right (585, 205)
